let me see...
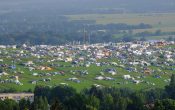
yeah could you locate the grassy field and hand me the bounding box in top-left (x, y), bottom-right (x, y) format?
top-left (66, 13), bottom-right (175, 33)
top-left (0, 56), bottom-right (173, 92)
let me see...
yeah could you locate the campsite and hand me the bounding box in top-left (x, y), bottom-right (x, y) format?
top-left (0, 41), bottom-right (175, 91)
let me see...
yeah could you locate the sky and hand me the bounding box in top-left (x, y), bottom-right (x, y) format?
top-left (0, 0), bottom-right (175, 14)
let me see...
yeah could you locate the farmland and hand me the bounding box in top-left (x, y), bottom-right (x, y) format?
top-left (67, 13), bottom-right (175, 32)
top-left (67, 13), bottom-right (175, 41)
top-left (0, 41), bottom-right (175, 92)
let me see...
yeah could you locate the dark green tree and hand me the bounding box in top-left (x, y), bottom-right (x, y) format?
top-left (19, 98), bottom-right (31, 110)
top-left (165, 74), bottom-right (175, 99)
top-left (128, 92), bottom-right (146, 110)
top-left (117, 97), bottom-right (131, 110)
top-left (63, 94), bottom-right (87, 110)
top-left (153, 99), bottom-right (175, 110)
top-left (86, 95), bottom-right (100, 110)
top-left (0, 100), bottom-right (6, 110)
top-left (50, 86), bottom-right (76, 102)
top-left (3, 99), bottom-right (20, 110)
top-left (43, 96), bottom-right (49, 110)
top-left (32, 96), bottom-right (48, 110)
top-left (102, 94), bottom-right (114, 110)
top-left (50, 98), bottom-right (63, 110)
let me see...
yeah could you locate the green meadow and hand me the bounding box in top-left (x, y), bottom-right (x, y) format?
top-left (0, 56), bottom-right (173, 92)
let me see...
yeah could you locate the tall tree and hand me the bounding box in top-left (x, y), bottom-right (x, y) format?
top-left (102, 94), bottom-right (114, 110)
top-left (3, 99), bottom-right (20, 110)
top-left (165, 74), bottom-right (175, 99)
top-left (153, 99), bottom-right (175, 110)
top-left (63, 94), bottom-right (87, 110)
top-left (86, 95), bottom-right (100, 110)
top-left (32, 96), bottom-right (47, 110)
top-left (43, 96), bottom-right (49, 110)
top-left (128, 92), bottom-right (146, 110)
top-left (19, 98), bottom-right (31, 110)
top-left (50, 98), bottom-right (63, 110)
top-left (117, 97), bottom-right (131, 110)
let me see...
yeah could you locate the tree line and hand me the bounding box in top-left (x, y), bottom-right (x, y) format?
top-left (0, 14), bottom-right (153, 45)
top-left (1, 74), bottom-right (175, 110)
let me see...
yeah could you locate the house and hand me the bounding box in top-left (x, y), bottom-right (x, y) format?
top-left (0, 93), bottom-right (34, 102)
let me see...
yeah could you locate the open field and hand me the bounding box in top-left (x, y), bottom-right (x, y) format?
top-left (66, 13), bottom-right (175, 33)
top-left (0, 58), bottom-right (172, 92)
top-left (0, 43), bottom-right (175, 92)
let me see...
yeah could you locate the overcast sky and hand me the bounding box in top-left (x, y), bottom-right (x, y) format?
top-left (0, 0), bottom-right (175, 14)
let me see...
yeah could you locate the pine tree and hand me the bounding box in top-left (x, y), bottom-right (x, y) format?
top-left (43, 96), bottom-right (49, 110)
top-left (170, 74), bottom-right (175, 86)
top-left (153, 99), bottom-right (175, 110)
top-left (117, 97), bottom-right (131, 110)
top-left (86, 95), bottom-right (100, 110)
top-left (102, 94), bottom-right (114, 110)
top-left (33, 96), bottom-right (46, 110)
top-left (19, 98), bottom-right (30, 110)
top-left (50, 98), bottom-right (63, 110)
top-left (165, 74), bottom-right (175, 99)
top-left (3, 99), bottom-right (20, 110)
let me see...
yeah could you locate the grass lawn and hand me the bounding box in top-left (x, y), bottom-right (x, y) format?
top-left (0, 56), bottom-right (172, 92)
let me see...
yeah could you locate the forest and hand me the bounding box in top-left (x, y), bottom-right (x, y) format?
top-left (0, 14), bottom-right (153, 45)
